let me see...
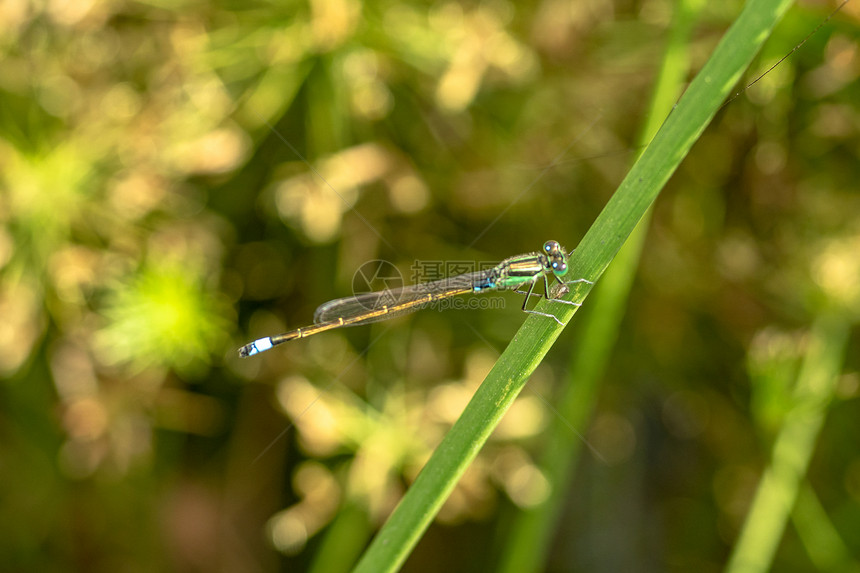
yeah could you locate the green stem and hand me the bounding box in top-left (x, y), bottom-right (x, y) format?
top-left (497, 0), bottom-right (705, 569)
top-left (353, 1), bottom-right (796, 571)
top-left (726, 315), bottom-right (850, 573)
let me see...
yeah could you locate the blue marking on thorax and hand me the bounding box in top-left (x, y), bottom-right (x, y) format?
top-left (473, 276), bottom-right (496, 292)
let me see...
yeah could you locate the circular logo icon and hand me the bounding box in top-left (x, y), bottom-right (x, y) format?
top-left (351, 259), bottom-right (404, 311)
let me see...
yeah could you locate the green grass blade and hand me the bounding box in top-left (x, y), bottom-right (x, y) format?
top-left (792, 484), bottom-right (855, 571)
top-left (353, 1), bottom-right (795, 571)
top-left (309, 502), bottom-right (372, 573)
top-left (726, 315), bottom-right (850, 573)
top-left (497, 0), bottom-right (706, 568)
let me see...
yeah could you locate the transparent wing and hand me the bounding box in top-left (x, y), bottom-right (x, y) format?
top-left (313, 270), bottom-right (494, 326)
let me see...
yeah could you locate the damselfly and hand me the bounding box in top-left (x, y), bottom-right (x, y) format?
top-left (239, 240), bottom-right (592, 357)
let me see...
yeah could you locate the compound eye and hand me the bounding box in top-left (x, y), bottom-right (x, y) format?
top-left (543, 240), bottom-right (560, 255)
top-left (551, 259), bottom-right (567, 275)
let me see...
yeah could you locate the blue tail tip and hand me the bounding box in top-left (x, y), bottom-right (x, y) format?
top-left (238, 337), bottom-right (273, 357)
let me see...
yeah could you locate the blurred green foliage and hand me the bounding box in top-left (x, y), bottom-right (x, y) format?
top-left (0, 0), bottom-right (858, 571)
